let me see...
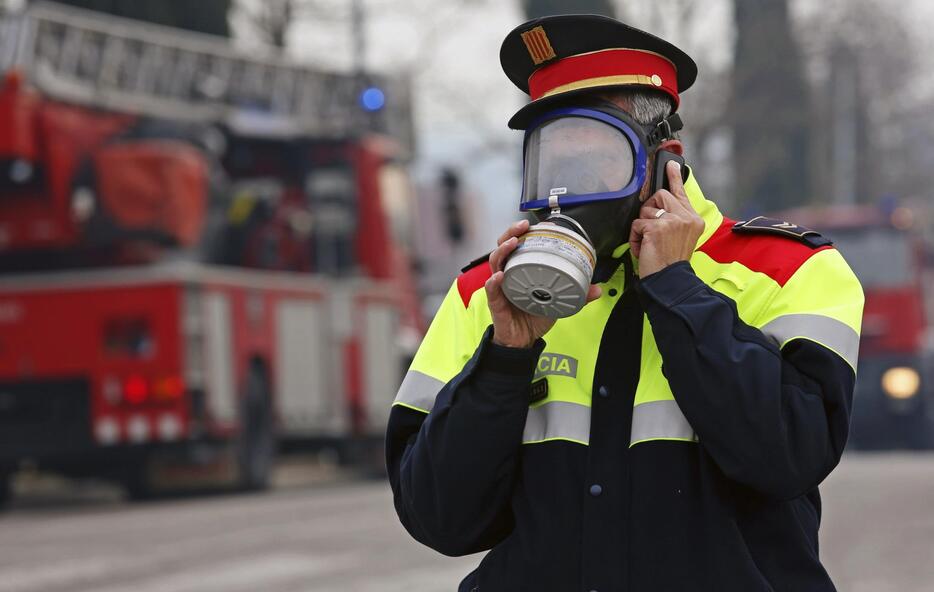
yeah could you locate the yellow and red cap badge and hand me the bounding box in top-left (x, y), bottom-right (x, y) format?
top-left (521, 26), bottom-right (557, 65)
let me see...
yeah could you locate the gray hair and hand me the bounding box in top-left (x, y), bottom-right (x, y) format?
top-left (594, 87), bottom-right (674, 128)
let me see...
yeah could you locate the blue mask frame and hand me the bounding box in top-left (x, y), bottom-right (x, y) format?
top-left (519, 106), bottom-right (651, 212)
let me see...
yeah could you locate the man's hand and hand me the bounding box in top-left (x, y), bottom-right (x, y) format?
top-left (485, 219), bottom-right (602, 348)
top-left (629, 161), bottom-right (705, 278)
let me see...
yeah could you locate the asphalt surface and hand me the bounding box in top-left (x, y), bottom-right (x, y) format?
top-left (0, 453), bottom-right (932, 592)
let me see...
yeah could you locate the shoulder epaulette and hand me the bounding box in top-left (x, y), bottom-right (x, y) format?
top-left (732, 216), bottom-right (833, 249)
top-left (460, 251), bottom-right (493, 273)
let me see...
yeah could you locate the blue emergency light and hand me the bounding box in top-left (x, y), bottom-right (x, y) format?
top-left (359, 86), bottom-right (386, 112)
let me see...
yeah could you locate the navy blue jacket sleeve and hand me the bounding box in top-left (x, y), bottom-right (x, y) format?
top-left (385, 326), bottom-right (543, 556)
top-left (637, 261), bottom-right (856, 500)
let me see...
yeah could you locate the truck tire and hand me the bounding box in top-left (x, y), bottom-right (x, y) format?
top-left (236, 368), bottom-right (276, 491)
top-left (0, 470), bottom-right (12, 508)
top-left (122, 455), bottom-right (156, 501)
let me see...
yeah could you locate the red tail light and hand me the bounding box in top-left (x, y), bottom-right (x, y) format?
top-left (123, 375), bottom-right (149, 404)
top-left (153, 375), bottom-right (185, 401)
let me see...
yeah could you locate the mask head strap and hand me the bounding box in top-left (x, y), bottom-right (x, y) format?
top-left (572, 99), bottom-right (683, 146)
top-left (646, 113), bottom-right (684, 146)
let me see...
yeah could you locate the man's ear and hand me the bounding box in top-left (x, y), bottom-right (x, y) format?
top-left (656, 139), bottom-right (684, 156)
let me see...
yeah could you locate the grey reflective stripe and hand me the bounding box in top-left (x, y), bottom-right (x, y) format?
top-left (392, 370), bottom-right (445, 413)
top-left (629, 400), bottom-right (696, 446)
top-left (759, 314), bottom-right (859, 369)
top-left (523, 401), bottom-right (591, 445)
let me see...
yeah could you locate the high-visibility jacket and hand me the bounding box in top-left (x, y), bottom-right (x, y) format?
top-left (386, 171), bottom-right (863, 592)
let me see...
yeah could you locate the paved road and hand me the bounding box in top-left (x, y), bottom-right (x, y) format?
top-left (0, 453), bottom-right (933, 591)
top-left (820, 454), bottom-right (934, 592)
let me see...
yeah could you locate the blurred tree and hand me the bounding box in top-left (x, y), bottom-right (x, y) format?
top-left (33, 0), bottom-right (230, 36)
top-left (231, 0), bottom-right (293, 48)
top-left (523, 0), bottom-right (616, 19)
top-left (730, 0), bottom-right (811, 213)
top-left (797, 0), bottom-right (922, 207)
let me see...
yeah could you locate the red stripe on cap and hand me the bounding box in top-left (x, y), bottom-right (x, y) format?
top-left (528, 48), bottom-right (679, 108)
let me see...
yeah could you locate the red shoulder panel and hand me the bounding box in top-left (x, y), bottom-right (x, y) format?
top-left (457, 261), bottom-right (493, 308)
top-left (698, 218), bottom-right (833, 286)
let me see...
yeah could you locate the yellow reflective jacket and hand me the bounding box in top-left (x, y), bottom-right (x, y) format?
top-left (387, 170), bottom-right (863, 591)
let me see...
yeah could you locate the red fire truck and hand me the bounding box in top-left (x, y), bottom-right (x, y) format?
top-left (0, 4), bottom-right (422, 500)
top-left (778, 204), bottom-right (934, 449)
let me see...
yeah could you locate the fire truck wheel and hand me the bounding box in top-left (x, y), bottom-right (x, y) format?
top-left (0, 470), bottom-right (12, 508)
top-left (122, 456), bottom-right (157, 501)
top-left (236, 368), bottom-right (276, 491)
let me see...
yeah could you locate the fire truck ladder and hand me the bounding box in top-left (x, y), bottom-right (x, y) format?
top-left (0, 1), bottom-right (413, 148)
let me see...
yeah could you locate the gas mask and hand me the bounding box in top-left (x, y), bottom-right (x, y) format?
top-left (502, 103), bottom-right (681, 318)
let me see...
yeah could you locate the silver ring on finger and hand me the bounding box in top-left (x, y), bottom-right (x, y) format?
top-left (654, 208), bottom-right (667, 219)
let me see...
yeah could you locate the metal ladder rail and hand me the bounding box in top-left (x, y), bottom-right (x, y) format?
top-left (0, 1), bottom-right (412, 148)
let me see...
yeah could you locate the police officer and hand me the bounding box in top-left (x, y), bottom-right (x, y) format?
top-left (387, 14), bottom-right (863, 592)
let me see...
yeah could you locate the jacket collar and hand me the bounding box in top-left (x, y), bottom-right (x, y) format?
top-left (683, 166), bottom-right (723, 249)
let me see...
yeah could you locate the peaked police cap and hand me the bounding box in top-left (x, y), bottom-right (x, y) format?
top-left (500, 14), bottom-right (698, 129)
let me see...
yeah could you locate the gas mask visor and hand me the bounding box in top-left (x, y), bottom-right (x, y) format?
top-left (504, 106), bottom-right (654, 319)
top-left (520, 106), bottom-right (650, 212)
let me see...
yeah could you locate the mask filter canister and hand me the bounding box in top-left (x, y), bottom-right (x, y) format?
top-left (502, 217), bottom-right (596, 319)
